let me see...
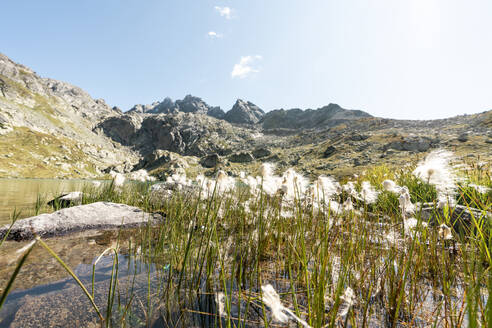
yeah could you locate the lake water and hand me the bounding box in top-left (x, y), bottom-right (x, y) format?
top-left (0, 178), bottom-right (104, 225)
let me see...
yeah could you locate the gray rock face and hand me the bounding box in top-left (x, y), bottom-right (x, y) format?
top-left (0, 202), bottom-right (160, 241)
top-left (134, 149), bottom-right (174, 170)
top-left (98, 111), bottom-right (253, 159)
top-left (261, 103), bottom-right (371, 130)
top-left (96, 114), bottom-right (142, 145)
top-left (224, 99), bottom-right (265, 124)
top-left (0, 53), bottom-right (138, 177)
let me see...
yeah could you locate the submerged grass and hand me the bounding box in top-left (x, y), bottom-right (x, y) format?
top-left (0, 160), bottom-right (491, 327)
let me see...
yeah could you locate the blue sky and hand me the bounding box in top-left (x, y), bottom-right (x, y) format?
top-left (1, 0), bottom-right (492, 119)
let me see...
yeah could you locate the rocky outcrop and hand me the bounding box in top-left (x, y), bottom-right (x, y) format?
top-left (252, 147), bottom-right (271, 159)
top-left (0, 202), bottom-right (162, 241)
top-left (323, 145), bottom-right (337, 158)
top-left (128, 95), bottom-right (226, 119)
top-left (260, 103), bottom-right (371, 130)
top-left (47, 192), bottom-right (83, 209)
top-left (229, 152), bottom-right (254, 163)
top-left (224, 99), bottom-right (265, 124)
top-left (96, 114), bottom-right (142, 145)
top-left (97, 111), bottom-right (253, 159)
top-left (384, 136), bottom-right (440, 152)
top-left (0, 53), bottom-right (120, 120)
top-left (0, 53), bottom-right (139, 178)
top-left (207, 106), bottom-right (226, 119)
top-left (200, 154), bottom-right (220, 168)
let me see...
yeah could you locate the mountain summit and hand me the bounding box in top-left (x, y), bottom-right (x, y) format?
top-left (223, 99), bottom-right (265, 124)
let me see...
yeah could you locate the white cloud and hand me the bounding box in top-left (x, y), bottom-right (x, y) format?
top-left (207, 31), bottom-right (223, 39)
top-left (214, 6), bottom-right (233, 19)
top-left (231, 55), bottom-right (262, 79)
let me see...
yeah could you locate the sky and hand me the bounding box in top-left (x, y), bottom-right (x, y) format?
top-left (1, 0), bottom-right (492, 119)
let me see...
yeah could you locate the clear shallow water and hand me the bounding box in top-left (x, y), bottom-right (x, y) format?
top-left (0, 231), bottom-right (219, 328)
top-left (0, 230), bottom-right (164, 328)
top-left (0, 178), bottom-right (104, 225)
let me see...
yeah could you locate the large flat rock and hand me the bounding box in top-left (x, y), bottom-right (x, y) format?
top-left (0, 202), bottom-right (160, 241)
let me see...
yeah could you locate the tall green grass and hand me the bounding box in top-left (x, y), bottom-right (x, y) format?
top-left (0, 164), bottom-right (490, 327)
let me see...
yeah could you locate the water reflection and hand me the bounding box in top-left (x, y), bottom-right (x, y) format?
top-left (0, 178), bottom-right (106, 225)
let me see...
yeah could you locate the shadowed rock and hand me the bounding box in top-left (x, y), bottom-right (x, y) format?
top-left (47, 191), bottom-right (83, 209)
top-left (229, 152), bottom-right (254, 163)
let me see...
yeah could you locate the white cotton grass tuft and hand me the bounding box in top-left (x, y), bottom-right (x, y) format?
top-left (413, 150), bottom-right (457, 205)
top-left (216, 170), bottom-right (236, 193)
top-left (112, 172), bottom-right (126, 187)
top-left (399, 187), bottom-right (415, 216)
top-left (279, 168), bottom-right (309, 201)
top-left (342, 197), bottom-right (354, 212)
top-left (469, 183), bottom-right (491, 194)
top-left (338, 287), bottom-right (356, 317)
top-left (260, 162), bottom-right (275, 178)
top-left (438, 223), bottom-right (453, 240)
top-left (166, 173), bottom-right (192, 191)
top-left (215, 292), bottom-right (226, 316)
top-left (403, 217), bottom-right (428, 237)
top-left (261, 284), bottom-right (312, 328)
top-left (343, 181), bottom-right (359, 199)
top-left (382, 179), bottom-right (401, 193)
top-left (128, 169), bottom-right (156, 182)
top-left (261, 284), bottom-right (289, 323)
top-left (312, 176), bottom-right (341, 204)
top-left (360, 181), bottom-right (379, 204)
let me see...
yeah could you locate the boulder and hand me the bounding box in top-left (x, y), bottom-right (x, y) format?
top-left (323, 145), bottom-right (337, 158)
top-left (0, 202), bottom-right (162, 241)
top-left (386, 136), bottom-right (439, 152)
top-left (200, 154), bottom-right (220, 168)
top-left (252, 147), bottom-right (272, 159)
top-left (348, 133), bottom-right (369, 141)
top-left (457, 133), bottom-right (468, 142)
top-left (47, 191), bottom-right (83, 209)
top-left (419, 204), bottom-right (490, 233)
top-left (228, 152), bottom-right (254, 163)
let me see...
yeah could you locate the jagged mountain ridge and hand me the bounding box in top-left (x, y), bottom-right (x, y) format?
top-left (0, 52), bottom-right (490, 179)
top-left (126, 95), bottom-right (371, 127)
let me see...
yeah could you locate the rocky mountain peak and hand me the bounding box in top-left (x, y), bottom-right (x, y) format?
top-left (260, 103), bottom-right (372, 129)
top-left (175, 94), bottom-right (210, 113)
top-left (128, 94), bottom-right (225, 118)
top-left (224, 99), bottom-right (265, 124)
